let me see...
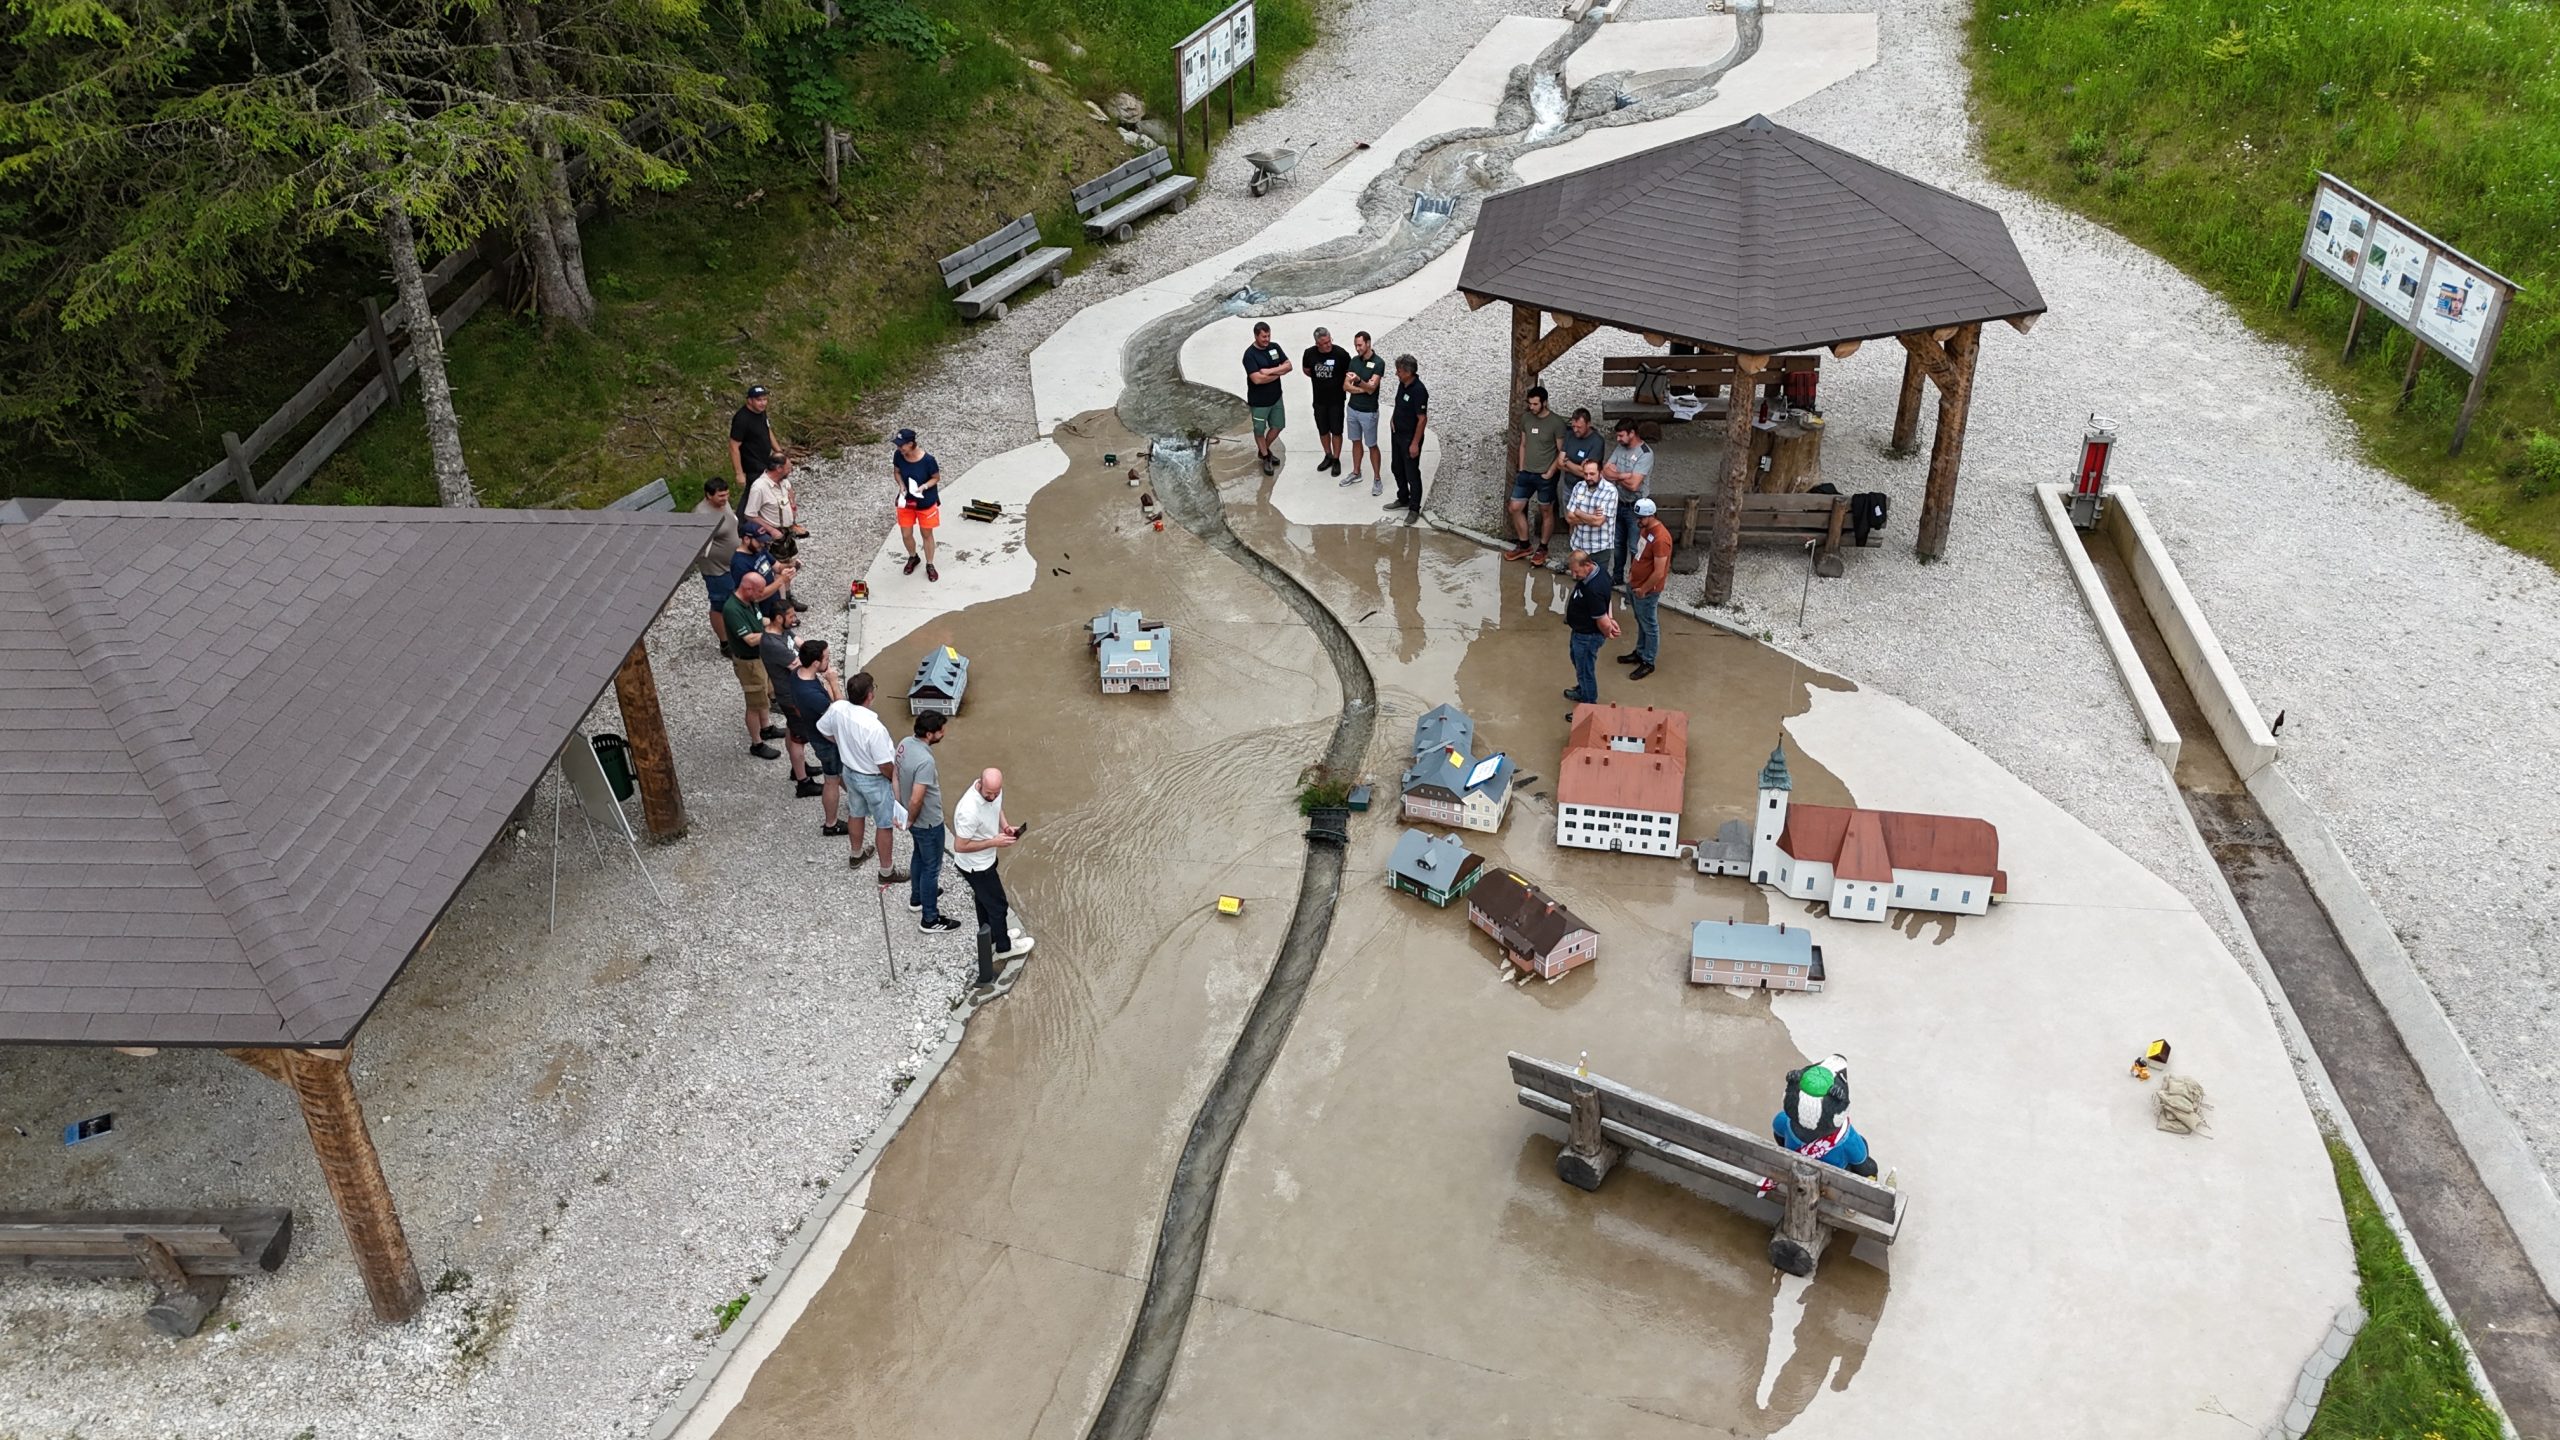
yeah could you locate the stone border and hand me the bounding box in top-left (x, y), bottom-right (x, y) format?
top-left (2032, 483), bottom-right (2181, 767)
top-left (2269, 1301), bottom-right (2369, 1440)
top-left (2103, 487), bottom-right (2280, 778)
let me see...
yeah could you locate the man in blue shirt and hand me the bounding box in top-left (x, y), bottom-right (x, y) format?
top-left (893, 428), bottom-right (943, 581)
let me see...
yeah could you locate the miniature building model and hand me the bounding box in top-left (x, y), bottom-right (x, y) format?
top-left (906, 645), bottom-right (971, 716)
top-left (1555, 704), bottom-right (1687, 856)
top-left (1698, 741), bottom-right (2007, 921)
top-left (1399, 703), bottom-right (1514, 833)
top-left (1386, 829), bottom-right (1485, 908)
top-left (1089, 607), bottom-right (1171, 693)
top-left (1690, 919), bottom-right (1826, 992)
top-left (1466, 868), bottom-right (1598, 981)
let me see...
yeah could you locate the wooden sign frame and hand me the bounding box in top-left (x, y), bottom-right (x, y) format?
top-left (1172, 0), bottom-right (1256, 169)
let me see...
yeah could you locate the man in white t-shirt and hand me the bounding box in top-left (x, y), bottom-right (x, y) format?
top-left (815, 671), bottom-right (903, 885)
top-left (951, 767), bottom-right (1033, 990)
top-left (744, 456), bottom-right (803, 539)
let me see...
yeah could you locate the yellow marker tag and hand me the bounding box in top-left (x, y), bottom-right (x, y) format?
top-left (1447, 749), bottom-right (1462, 767)
top-left (1132, 638), bottom-right (1152, 652)
top-left (944, 645), bottom-right (959, 660)
top-left (1217, 895), bottom-right (1244, 916)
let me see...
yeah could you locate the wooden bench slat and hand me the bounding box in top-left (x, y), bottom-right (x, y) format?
top-left (953, 243), bottom-right (1070, 318)
top-left (1074, 149), bottom-right (1176, 212)
top-left (0, 1207), bottom-right (294, 1278)
top-left (1085, 175), bottom-right (1197, 236)
top-left (1517, 1089), bottom-right (1900, 1241)
top-left (938, 215), bottom-right (1043, 287)
top-left (606, 478), bottom-right (675, 513)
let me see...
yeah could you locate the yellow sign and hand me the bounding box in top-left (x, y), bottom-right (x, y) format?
top-left (1217, 895), bottom-right (1244, 916)
top-left (1133, 638), bottom-right (1153, 652)
top-left (944, 645), bottom-right (959, 660)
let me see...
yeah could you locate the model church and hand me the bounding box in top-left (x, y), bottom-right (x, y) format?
top-left (1697, 740), bottom-right (2006, 921)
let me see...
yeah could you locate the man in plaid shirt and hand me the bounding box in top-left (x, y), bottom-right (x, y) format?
top-left (1562, 462), bottom-right (1619, 579)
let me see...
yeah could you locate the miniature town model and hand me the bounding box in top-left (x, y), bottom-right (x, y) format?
top-left (1386, 829), bottom-right (1485, 908)
top-left (1089, 607), bottom-right (1171, 693)
top-left (1400, 703), bottom-right (1515, 833)
top-left (1466, 869), bottom-right (1597, 983)
top-left (1690, 919), bottom-right (1825, 992)
top-left (1698, 741), bottom-right (2007, 921)
top-left (906, 645), bottom-right (971, 716)
top-left (1555, 704), bottom-right (1687, 856)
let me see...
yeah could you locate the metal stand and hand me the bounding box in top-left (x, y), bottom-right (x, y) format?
top-left (548, 736), bottom-right (665, 933)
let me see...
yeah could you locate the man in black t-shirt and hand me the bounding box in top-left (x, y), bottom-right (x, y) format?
top-left (1387, 354), bottom-right (1429, 519)
top-left (730, 386), bottom-right (775, 490)
top-left (1342, 332), bottom-right (1387, 493)
top-left (1241, 321), bottom-right (1292, 476)
top-left (1301, 327), bottom-right (1350, 478)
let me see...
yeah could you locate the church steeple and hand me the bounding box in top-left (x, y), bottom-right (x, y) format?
top-left (1758, 740), bottom-right (1793, 793)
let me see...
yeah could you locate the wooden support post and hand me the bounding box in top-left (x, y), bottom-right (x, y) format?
top-left (2285, 255), bottom-right (2310, 311)
top-left (133, 1235), bottom-right (228, 1338)
top-left (1767, 1160), bottom-right (1832, 1277)
top-left (1507, 302), bottom-right (1541, 466)
top-left (1915, 324), bottom-right (1980, 562)
top-left (1555, 1080), bottom-right (1625, 1191)
top-left (1889, 350), bottom-right (1924, 456)
top-left (2398, 335), bottom-right (2426, 408)
top-left (1679, 493), bottom-right (1700, 551)
top-left (221, 432), bottom-right (259, 504)
top-left (1224, 73), bottom-right (1234, 129)
top-left (2450, 298), bottom-right (2510, 457)
top-left (614, 637), bottom-right (687, 843)
top-left (360, 298), bottom-right (402, 412)
top-left (1704, 353), bottom-right (1767, 606)
top-left (2340, 298), bottom-right (2368, 362)
top-left (228, 1047), bottom-right (423, 1323)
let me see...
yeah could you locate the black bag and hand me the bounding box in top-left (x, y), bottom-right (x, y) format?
top-left (1850, 492), bottom-right (1889, 547)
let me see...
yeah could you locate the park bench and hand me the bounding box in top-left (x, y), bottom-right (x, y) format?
top-left (1074, 148), bottom-right (1197, 243)
top-left (1597, 352), bottom-right (1820, 424)
top-left (1507, 1053), bottom-right (1904, 1277)
top-left (0, 1207), bottom-right (295, 1336)
top-left (607, 478), bottom-right (676, 513)
top-left (1655, 491), bottom-right (1860, 579)
top-left (939, 215), bottom-right (1071, 323)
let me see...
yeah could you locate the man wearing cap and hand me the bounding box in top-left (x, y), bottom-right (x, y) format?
top-left (730, 386), bottom-right (777, 492)
top-left (721, 573), bottom-right (786, 760)
top-left (1343, 332), bottom-right (1386, 493)
top-left (1242, 321), bottom-right (1292, 476)
top-left (892, 429), bottom-right (942, 582)
top-left (1601, 420), bottom-right (1655, 589)
top-left (1387, 353), bottom-right (1428, 518)
top-left (1621, 497), bottom-right (1673, 682)
top-left (1561, 549), bottom-right (1620, 714)
top-left (1301, 327), bottom-right (1349, 478)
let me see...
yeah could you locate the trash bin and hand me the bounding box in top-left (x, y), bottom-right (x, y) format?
top-left (591, 733), bottom-right (636, 802)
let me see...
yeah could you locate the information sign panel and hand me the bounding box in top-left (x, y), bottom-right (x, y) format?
top-left (2304, 183), bottom-right (2370, 286)
top-left (1177, 1), bottom-right (1256, 111)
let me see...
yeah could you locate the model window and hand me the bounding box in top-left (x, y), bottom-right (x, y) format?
top-left (1768, 797), bottom-right (1778, 809)
top-left (1756, 871), bottom-right (1768, 884)
top-left (1867, 898), bottom-right (1877, 911)
top-left (1930, 887), bottom-right (1940, 902)
top-left (1962, 890), bottom-right (1972, 904)
top-left (1894, 884), bottom-right (1904, 898)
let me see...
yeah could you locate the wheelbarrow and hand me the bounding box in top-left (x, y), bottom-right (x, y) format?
top-left (1245, 148), bottom-right (1299, 198)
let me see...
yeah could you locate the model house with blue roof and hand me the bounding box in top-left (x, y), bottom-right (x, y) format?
top-left (1400, 703), bottom-right (1514, 834)
top-left (907, 645), bottom-right (971, 716)
top-left (1386, 829), bottom-right (1485, 908)
top-left (1690, 918), bottom-right (1825, 993)
top-left (1089, 607), bottom-right (1171, 693)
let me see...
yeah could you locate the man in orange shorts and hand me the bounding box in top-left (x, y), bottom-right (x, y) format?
top-left (893, 427), bottom-right (942, 582)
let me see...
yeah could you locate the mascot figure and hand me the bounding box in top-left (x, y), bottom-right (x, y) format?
top-left (1773, 1053), bottom-right (1879, 1178)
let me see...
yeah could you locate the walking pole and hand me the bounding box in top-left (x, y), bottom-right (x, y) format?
top-left (1798, 538), bottom-right (1818, 630)
top-left (875, 876), bottom-right (899, 989)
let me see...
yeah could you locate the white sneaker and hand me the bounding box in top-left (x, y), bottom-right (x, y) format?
top-left (995, 935), bottom-right (1036, 961)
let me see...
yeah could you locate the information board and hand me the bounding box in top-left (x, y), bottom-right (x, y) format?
top-left (2303, 184), bottom-right (2370, 286)
top-left (1176, 1), bottom-right (1256, 111)
top-left (2414, 252), bottom-right (2501, 370)
top-left (2354, 217), bottom-right (2428, 323)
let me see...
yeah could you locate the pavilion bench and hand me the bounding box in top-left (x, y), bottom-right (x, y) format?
top-left (0, 1207), bottom-right (295, 1336)
top-left (607, 478), bottom-right (676, 513)
top-left (1075, 147), bottom-right (1196, 243)
top-left (1508, 1053), bottom-right (1902, 1277)
top-left (1597, 352), bottom-right (1819, 424)
top-left (1657, 491), bottom-right (1862, 579)
top-left (940, 215), bottom-right (1071, 323)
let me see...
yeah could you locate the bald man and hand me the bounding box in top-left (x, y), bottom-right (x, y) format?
top-left (950, 766), bottom-right (1033, 990)
top-left (721, 572), bottom-right (784, 759)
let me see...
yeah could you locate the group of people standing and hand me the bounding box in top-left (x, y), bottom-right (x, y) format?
top-left (1241, 322), bottom-right (1430, 516)
top-left (1510, 386), bottom-right (1675, 704)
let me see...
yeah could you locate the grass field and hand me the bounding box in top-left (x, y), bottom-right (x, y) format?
top-left (2, 0), bottom-right (1313, 510)
top-left (2305, 1138), bottom-right (2503, 1440)
top-left (1968, 0), bottom-right (2560, 569)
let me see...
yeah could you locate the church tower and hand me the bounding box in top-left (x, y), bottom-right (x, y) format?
top-left (1751, 739), bottom-right (1792, 881)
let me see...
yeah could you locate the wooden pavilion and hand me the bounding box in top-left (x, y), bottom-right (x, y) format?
top-left (0, 499), bottom-right (708, 1321)
top-left (1459, 114), bottom-right (2047, 602)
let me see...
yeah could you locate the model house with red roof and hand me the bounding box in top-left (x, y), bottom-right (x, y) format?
top-left (1699, 740), bottom-right (2007, 921)
top-left (1555, 703), bottom-right (1687, 857)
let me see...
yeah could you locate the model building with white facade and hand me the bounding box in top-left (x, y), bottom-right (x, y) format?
top-left (1697, 740), bottom-right (2006, 921)
top-left (1555, 703), bottom-right (1686, 857)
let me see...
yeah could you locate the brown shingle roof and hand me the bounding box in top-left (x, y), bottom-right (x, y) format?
top-left (0, 501), bottom-right (713, 1048)
top-left (1779, 802), bottom-right (2007, 892)
top-left (1460, 114), bottom-right (2046, 354)
top-left (1467, 869), bottom-right (1593, 958)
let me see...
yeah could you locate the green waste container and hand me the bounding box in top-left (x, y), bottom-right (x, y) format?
top-left (592, 733), bottom-right (636, 803)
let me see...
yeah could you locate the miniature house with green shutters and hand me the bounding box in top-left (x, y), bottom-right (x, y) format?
top-left (907, 645), bottom-right (970, 716)
top-left (1386, 828), bottom-right (1484, 908)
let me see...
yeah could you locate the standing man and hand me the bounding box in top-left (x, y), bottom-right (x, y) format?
top-left (1301, 326), bottom-right (1350, 477)
top-left (1388, 353), bottom-right (1428, 519)
top-left (1557, 408), bottom-right (1605, 556)
top-left (761, 612), bottom-right (822, 797)
top-left (1622, 498), bottom-right (1673, 682)
top-left (1562, 550), bottom-right (1621, 712)
top-left (789, 640), bottom-right (848, 830)
top-left (1601, 420), bottom-right (1656, 589)
top-left (721, 573), bottom-right (786, 760)
top-left (900, 712), bottom-right (960, 934)
top-left (892, 428), bottom-right (942, 582)
top-left (817, 671), bottom-right (905, 884)
top-left (1242, 322), bottom-right (1292, 476)
top-left (1342, 332), bottom-right (1387, 494)
top-left (729, 385), bottom-right (776, 493)
top-left (952, 767), bottom-right (1035, 993)
top-left (1562, 451), bottom-right (1619, 582)
top-left (1504, 385), bottom-right (1565, 564)
top-left (745, 455), bottom-right (806, 540)
top-left (696, 476), bottom-right (742, 649)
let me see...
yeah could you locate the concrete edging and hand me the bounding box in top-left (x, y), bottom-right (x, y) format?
top-left (2103, 488), bottom-right (2279, 778)
top-left (2032, 483), bottom-right (2181, 767)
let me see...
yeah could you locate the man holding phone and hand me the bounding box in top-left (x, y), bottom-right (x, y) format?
top-left (952, 767), bottom-right (1033, 992)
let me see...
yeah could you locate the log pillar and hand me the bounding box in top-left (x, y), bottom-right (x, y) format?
top-left (1767, 1159), bottom-right (1831, 1277)
top-left (1507, 302), bottom-right (1542, 474)
top-left (613, 638), bottom-right (687, 843)
top-left (227, 1046), bottom-right (424, 1322)
top-left (1556, 1080), bottom-right (1626, 1191)
top-left (1888, 349), bottom-right (1926, 456)
top-left (1703, 352), bottom-right (1768, 606)
top-left (1915, 323), bottom-right (1981, 562)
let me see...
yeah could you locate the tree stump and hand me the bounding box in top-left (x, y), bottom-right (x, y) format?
top-left (1766, 1159), bottom-right (1831, 1277)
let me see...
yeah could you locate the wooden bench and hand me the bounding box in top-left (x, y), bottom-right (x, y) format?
top-left (1658, 491), bottom-right (1862, 578)
top-left (1508, 1053), bottom-right (1903, 1277)
top-left (1597, 353), bottom-right (1820, 424)
top-left (939, 215), bottom-right (1071, 323)
top-left (1075, 148), bottom-right (1196, 243)
top-left (0, 1207), bottom-right (295, 1335)
top-left (607, 478), bottom-right (675, 513)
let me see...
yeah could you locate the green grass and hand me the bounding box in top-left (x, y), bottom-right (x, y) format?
top-left (1968, 0), bottom-right (2560, 569)
top-left (2305, 1137), bottom-right (2502, 1440)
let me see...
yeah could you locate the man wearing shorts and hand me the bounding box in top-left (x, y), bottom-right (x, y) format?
top-left (1302, 326), bottom-right (1350, 477)
top-left (818, 671), bottom-right (905, 885)
top-left (1242, 322), bottom-right (1292, 476)
top-left (1343, 332), bottom-right (1386, 493)
top-left (893, 428), bottom-right (942, 582)
top-left (721, 573), bottom-right (784, 760)
top-left (1504, 386), bottom-right (1565, 564)
top-left (786, 640), bottom-right (846, 829)
top-left (760, 615), bottom-right (820, 797)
